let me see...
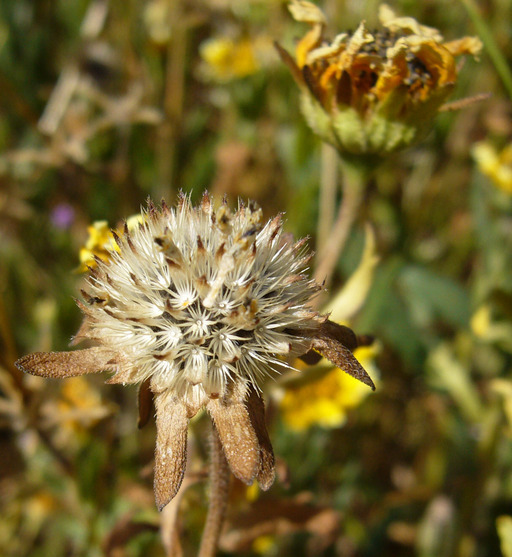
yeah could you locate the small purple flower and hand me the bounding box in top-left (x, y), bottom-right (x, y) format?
top-left (51, 204), bottom-right (75, 230)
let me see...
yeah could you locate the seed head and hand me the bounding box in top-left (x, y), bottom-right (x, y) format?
top-left (16, 193), bottom-right (374, 509)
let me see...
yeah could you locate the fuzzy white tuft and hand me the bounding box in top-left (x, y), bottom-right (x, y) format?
top-left (79, 194), bottom-right (323, 410)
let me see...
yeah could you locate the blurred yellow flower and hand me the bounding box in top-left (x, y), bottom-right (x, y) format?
top-left (280, 344), bottom-right (379, 431)
top-left (471, 304), bottom-right (512, 350)
top-left (252, 535), bottom-right (276, 555)
top-left (470, 304), bottom-right (492, 338)
top-left (276, 1), bottom-right (482, 159)
top-left (200, 37), bottom-right (258, 81)
top-left (25, 491), bottom-right (58, 523)
top-left (40, 377), bottom-right (112, 448)
top-left (246, 482), bottom-right (260, 502)
top-left (472, 141), bottom-right (512, 194)
top-left (199, 35), bottom-right (273, 82)
top-left (78, 214), bottom-right (144, 271)
top-left (56, 377), bottom-right (107, 428)
top-left (78, 220), bottom-right (117, 272)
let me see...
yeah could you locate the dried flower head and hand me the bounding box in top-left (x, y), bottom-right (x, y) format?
top-left (16, 194), bottom-right (374, 510)
top-left (276, 1), bottom-right (482, 159)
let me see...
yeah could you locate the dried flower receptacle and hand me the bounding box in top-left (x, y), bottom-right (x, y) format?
top-left (277, 1), bottom-right (482, 159)
top-left (16, 193), bottom-right (374, 510)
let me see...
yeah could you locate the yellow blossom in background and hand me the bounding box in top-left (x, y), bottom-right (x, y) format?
top-left (276, 1), bottom-right (482, 159)
top-left (200, 37), bottom-right (258, 81)
top-left (78, 214), bottom-right (144, 271)
top-left (199, 35), bottom-right (273, 82)
top-left (25, 491), bottom-right (58, 525)
top-left (246, 482), bottom-right (260, 502)
top-left (78, 220), bottom-right (117, 272)
top-left (252, 535), bottom-right (276, 555)
top-left (472, 141), bottom-right (512, 194)
top-left (471, 304), bottom-right (512, 350)
top-left (280, 344), bottom-right (379, 432)
top-left (57, 377), bottom-right (106, 427)
top-left (471, 304), bottom-right (492, 339)
top-left (40, 377), bottom-right (112, 448)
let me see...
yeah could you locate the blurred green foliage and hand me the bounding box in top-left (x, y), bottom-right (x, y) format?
top-left (1, 0), bottom-right (512, 556)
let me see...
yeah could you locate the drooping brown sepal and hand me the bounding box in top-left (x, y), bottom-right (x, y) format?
top-left (310, 320), bottom-right (376, 390)
top-left (246, 387), bottom-right (275, 491)
top-left (153, 391), bottom-right (189, 511)
top-left (15, 347), bottom-right (119, 378)
top-left (207, 382), bottom-right (276, 491)
top-left (207, 384), bottom-right (260, 486)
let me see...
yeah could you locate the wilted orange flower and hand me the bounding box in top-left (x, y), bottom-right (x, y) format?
top-left (276, 1), bottom-right (482, 158)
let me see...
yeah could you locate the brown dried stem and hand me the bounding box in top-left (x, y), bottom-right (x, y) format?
top-left (198, 423), bottom-right (231, 557)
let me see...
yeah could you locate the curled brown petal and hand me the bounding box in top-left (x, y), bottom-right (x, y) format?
top-left (154, 391), bottom-right (189, 511)
top-left (15, 347), bottom-right (118, 378)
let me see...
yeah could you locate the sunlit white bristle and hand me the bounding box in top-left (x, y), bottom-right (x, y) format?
top-left (79, 194), bottom-right (323, 408)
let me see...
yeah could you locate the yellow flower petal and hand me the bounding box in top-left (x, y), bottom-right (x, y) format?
top-left (200, 37), bottom-right (260, 82)
top-left (78, 215), bottom-right (145, 272)
top-left (443, 37), bottom-right (483, 57)
top-left (379, 4), bottom-right (443, 41)
top-left (473, 141), bottom-right (512, 194)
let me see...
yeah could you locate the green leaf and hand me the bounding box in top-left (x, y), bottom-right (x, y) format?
top-left (398, 265), bottom-right (471, 330)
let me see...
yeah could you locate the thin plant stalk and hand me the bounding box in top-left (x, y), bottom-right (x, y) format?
top-left (317, 143), bottom-right (339, 254)
top-left (160, 477), bottom-right (194, 557)
top-left (459, 0), bottom-right (512, 99)
top-left (314, 162), bottom-right (368, 291)
top-left (156, 0), bottom-right (187, 199)
top-left (198, 424), bottom-right (231, 557)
